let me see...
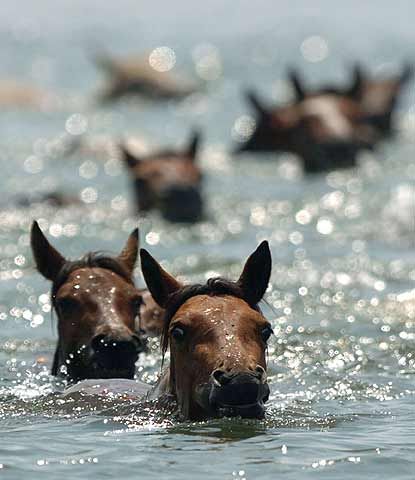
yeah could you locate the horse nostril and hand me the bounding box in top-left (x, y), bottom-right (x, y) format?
top-left (254, 365), bottom-right (266, 382)
top-left (91, 334), bottom-right (107, 352)
top-left (132, 334), bottom-right (147, 353)
top-left (212, 369), bottom-right (225, 386)
top-left (212, 369), bottom-right (233, 386)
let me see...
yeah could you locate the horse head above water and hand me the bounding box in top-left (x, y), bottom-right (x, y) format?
top-left (236, 89), bottom-right (375, 173)
top-left (287, 64), bottom-right (413, 139)
top-left (31, 221), bottom-right (147, 382)
top-left (120, 131), bottom-right (204, 222)
top-left (140, 241), bottom-right (273, 420)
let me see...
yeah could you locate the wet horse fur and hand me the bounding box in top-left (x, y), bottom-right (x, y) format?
top-left (140, 240), bottom-right (273, 420)
top-left (30, 221), bottom-right (157, 382)
top-left (120, 130), bottom-right (204, 222)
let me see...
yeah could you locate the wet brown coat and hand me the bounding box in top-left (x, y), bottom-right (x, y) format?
top-left (140, 241), bottom-right (273, 420)
top-left (30, 222), bottom-right (156, 381)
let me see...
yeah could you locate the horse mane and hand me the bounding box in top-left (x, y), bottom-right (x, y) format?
top-left (51, 252), bottom-right (134, 305)
top-left (160, 277), bottom-right (261, 357)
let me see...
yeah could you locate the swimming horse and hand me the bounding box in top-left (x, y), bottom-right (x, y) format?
top-left (30, 221), bottom-right (161, 382)
top-left (288, 63), bottom-right (413, 139)
top-left (120, 131), bottom-right (204, 223)
top-left (141, 240), bottom-right (273, 420)
top-left (235, 87), bottom-right (376, 173)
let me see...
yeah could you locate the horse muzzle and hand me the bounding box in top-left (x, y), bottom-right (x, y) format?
top-left (204, 367), bottom-right (270, 419)
top-left (88, 333), bottom-right (146, 379)
top-left (159, 185), bottom-right (203, 223)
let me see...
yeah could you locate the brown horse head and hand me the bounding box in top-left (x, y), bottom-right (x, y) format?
top-left (236, 88), bottom-right (374, 173)
top-left (120, 131), bottom-right (204, 222)
top-left (288, 64), bottom-right (413, 139)
top-left (140, 241), bottom-right (273, 420)
top-left (30, 221), bottom-right (147, 382)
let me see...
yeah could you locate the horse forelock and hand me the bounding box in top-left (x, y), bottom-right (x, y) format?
top-left (51, 252), bottom-right (134, 306)
top-left (160, 277), bottom-right (262, 359)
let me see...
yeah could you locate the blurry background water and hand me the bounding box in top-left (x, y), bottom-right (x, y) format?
top-left (1, 1), bottom-right (415, 478)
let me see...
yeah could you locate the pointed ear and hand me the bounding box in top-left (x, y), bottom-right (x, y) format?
top-left (119, 143), bottom-right (141, 169)
top-left (244, 89), bottom-right (269, 117)
top-left (237, 241), bottom-right (272, 305)
top-left (400, 63), bottom-right (413, 84)
top-left (187, 130), bottom-right (201, 159)
top-left (347, 64), bottom-right (364, 98)
top-left (288, 69), bottom-right (305, 101)
top-left (140, 249), bottom-right (182, 308)
top-left (118, 228), bottom-right (139, 275)
top-left (30, 221), bottom-right (66, 282)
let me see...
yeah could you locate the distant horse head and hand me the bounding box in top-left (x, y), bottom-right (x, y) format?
top-left (120, 131), bottom-right (204, 222)
top-left (91, 51), bottom-right (197, 103)
top-left (31, 221), bottom-right (146, 382)
top-left (141, 241), bottom-right (273, 420)
top-left (287, 64), bottom-right (413, 139)
top-left (236, 88), bottom-right (374, 172)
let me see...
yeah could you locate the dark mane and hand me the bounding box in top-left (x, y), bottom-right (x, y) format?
top-left (51, 252), bottom-right (133, 305)
top-left (161, 277), bottom-right (261, 356)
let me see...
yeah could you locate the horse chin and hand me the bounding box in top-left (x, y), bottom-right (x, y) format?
top-left (88, 363), bottom-right (136, 380)
top-left (216, 402), bottom-right (266, 419)
top-left (194, 382), bottom-right (268, 420)
top-left (65, 360), bottom-right (136, 381)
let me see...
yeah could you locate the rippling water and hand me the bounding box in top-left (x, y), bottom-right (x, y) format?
top-left (1, 1), bottom-right (415, 479)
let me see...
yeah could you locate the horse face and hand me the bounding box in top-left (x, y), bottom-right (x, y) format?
top-left (53, 267), bottom-right (145, 380)
top-left (121, 132), bottom-right (204, 223)
top-left (30, 222), bottom-right (147, 381)
top-left (169, 295), bottom-right (271, 420)
top-left (140, 241), bottom-right (272, 420)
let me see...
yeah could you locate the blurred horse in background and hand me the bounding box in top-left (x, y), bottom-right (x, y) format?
top-left (236, 89), bottom-right (375, 172)
top-left (236, 63), bottom-right (412, 172)
top-left (91, 51), bottom-right (198, 103)
top-left (120, 131), bottom-right (204, 222)
top-left (288, 63), bottom-right (413, 138)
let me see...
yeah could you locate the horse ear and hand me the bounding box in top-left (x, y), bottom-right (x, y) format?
top-left (400, 63), bottom-right (413, 84)
top-left (244, 89), bottom-right (269, 117)
top-left (140, 249), bottom-right (182, 308)
top-left (118, 228), bottom-right (139, 275)
top-left (30, 221), bottom-right (66, 282)
top-left (119, 143), bottom-right (141, 169)
top-left (347, 64), bottom-right (364, 98)
top-left (187, 130), bottom-right (201, 159)
top-left (288, 69), bottom-right (306, 101)
top-left (237, 241), bottom-right (272, 305)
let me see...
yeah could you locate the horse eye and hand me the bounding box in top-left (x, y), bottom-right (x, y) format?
top-left (55, 297), bottom-right (79, 315)
top-left (261, 326), bottom-right (273, 342)
top-left (171, 326), bottom-right (186, 341)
